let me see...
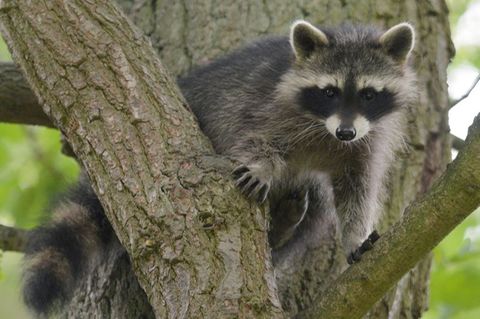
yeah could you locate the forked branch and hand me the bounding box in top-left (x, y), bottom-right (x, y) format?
top-left (450, 73), bottom-right (480, 109)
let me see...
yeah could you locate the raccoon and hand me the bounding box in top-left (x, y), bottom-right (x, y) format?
top-left (22, 20), bottom-right (416, 316)
top-left (179, 20), bottom-right (416, 256)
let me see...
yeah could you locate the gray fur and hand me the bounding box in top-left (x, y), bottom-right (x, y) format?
top-left (178, 20), bottom-right (417, 258)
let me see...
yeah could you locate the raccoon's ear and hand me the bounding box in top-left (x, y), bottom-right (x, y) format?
top-left (380, 22), bottom-right (415, 63)
top-left (290, 20), bottom-right (329, 61)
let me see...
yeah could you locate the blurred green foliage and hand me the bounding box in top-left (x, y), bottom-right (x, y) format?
top-left (0, 124), bottom-right (79, 228)
top-left (423, 209), bottom-right (480, 319)
top-left (0, 37), bottom-right (10, 61)
top-left (0, 1), bottom-right (479, 318)
top-left (453, 46), bottom-right (480, 69)
top-left (449, 0), bottom-right (480, 69)
top-left (448, 0), bottom-right (473, 28)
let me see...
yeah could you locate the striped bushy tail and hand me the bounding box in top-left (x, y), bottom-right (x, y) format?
top-left (22, 174), bottom-right (117, 316)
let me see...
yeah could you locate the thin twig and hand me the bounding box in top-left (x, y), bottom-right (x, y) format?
top-left (450, 73), bottom-right (480, 109)
top-left (451, 133), bottom-right (464, 151)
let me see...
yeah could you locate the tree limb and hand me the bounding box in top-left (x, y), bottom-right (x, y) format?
top-left (451, 133), bottom-right (465, 151)
top-left (299, 113), bottom-right (480, 319)
top-left (0, 224), bottom-right (28, 252)
top-left (449, 73), bottom-right (480, 109)
top-left (0, 62), bottom-right (53, 127)
top-left (0, 1), bottom-right (283, 318)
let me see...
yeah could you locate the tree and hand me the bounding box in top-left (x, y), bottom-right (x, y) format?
top-left (0, 0), bottom-right (478, 318)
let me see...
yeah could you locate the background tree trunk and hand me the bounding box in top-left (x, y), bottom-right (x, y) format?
top-left (3, 0), bottom-right (454, 318)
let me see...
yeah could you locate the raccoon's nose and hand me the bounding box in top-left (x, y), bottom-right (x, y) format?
top-left (335, 126), bottom-right (356, 141)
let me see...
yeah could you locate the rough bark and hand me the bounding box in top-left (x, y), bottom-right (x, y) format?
top-left (63, 248), bottom-right (156, 319)
top-left (0, 0), bottom-right (455, 318)
top-left (0, 1), bottom-right (282, 318)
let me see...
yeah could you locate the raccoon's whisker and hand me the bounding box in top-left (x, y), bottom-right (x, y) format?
top-left (355, 135), bottom-right (373, 153)
top-left (278, 120), bottom-right (310, 137)
top-left (294, 120), bottom-right (317, 128)
top-left (287, 122), bottom-right (318, 146)
top-left (356, 139), bottom-right (367, 152)
top-left (299, 126), bottom-right (330, 148)
top-left (315, 130), bottom-right (330, 144)
top-left (364, 137), bottom-right (373, 153)
top-left (294, 131), bottom-right (316, 147)
top-left (304, 133), bottom-right (322, 148)
top-left (290, 126), bottom-right (323, 147)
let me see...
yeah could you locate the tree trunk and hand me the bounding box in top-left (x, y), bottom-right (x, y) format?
top-left (0, 0), bottom-right (454, 318)
top-left (63, 248), bottom-right (155, 319)
top-left (0, 1), bottom-right (283, 318)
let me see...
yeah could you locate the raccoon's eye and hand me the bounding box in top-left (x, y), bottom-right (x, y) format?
top-left (323, 87), bottom-right (338, 98)
top-left (360, 88), bottom-right (378, 101)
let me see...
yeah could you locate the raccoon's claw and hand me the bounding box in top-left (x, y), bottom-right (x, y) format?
top-left (255, 184), bottom-right (271, 203)
top-left (368, 230), bottom-right (380, 243)
top-left (232, 165), bottom-right (271, 203)
top-left (232, 165), bottom-right (250, 177)
top-left (347, 249), bottom-right (362, 265)
top-left (347, 230), bottom-right (380, 265)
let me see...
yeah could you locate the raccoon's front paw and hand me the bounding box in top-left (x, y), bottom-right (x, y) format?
top-left (232, 164), bottom-right (272, 203)
top-left (346, 230), bottom-right (380, 265)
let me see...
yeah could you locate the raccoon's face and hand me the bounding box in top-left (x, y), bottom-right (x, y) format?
top-left (279, 20), bottom-right (416, 143)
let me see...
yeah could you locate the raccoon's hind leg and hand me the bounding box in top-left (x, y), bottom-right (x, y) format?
top-left (268, 188), bottom-right (309, 249)
top-left (22, 174), bottom-right (117, 316)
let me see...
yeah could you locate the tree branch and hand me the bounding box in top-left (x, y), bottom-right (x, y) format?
top-left (0, 1), bottom-right (282, 318)
top-left (451, 133), bottom-right (465, 151)
top-left (0, 62), bottom-right (53, 127)
top-left (0, 224), bottom-right (28, 252)
top-left (449, 73), bottom-right (480, 109)
top-left (299, 113), bottom-right (480, 319)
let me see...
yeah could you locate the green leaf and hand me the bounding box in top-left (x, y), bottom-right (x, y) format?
top-left (0, 124), bottom-right (79, 228)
